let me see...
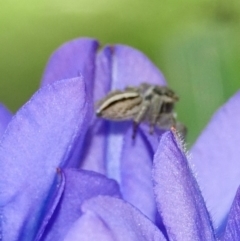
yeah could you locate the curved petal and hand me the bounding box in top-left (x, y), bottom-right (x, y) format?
top-left (35, 169), bottom-right (65, 241)
top-left (221, 186), bottom-right (240, 241)
top-left (0, 103), bottom-right (12, 137)
top-left (41, 37), bottom-right (99, 89)
top-left (41, 37), bottom-right (98, 136)
top-left (120, 125), bottom-right (158, 222)
top-left (80, 196), bottom-right (167, 241)
top-left (63, 211), bottom-right (115, 241)
top-left (0, 77), bottom-right (89, 240)
top-left (79, 120), bottom-right (108, 173)
top-left (101, 44), bottom-right (166, 91)
top-left (42, 168), bottom-right (120, 241)
top-left (153, 131), bottom-right (215, 241)
top-left (41, 38), bottom-right (100, 170)
top-left (94, 44), bottom-right (166, 100)
top-left (191, 91), bottom-right (240, 233)
top-left (80, 48), bottom-right (112, 173)
top-left (94, 46), bottom-right (112, 101)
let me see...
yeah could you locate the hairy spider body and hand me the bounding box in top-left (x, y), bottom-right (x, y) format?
top-left (96, 83), bottom-right (186, 138)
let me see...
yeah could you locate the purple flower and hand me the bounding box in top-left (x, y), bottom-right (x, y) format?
top-left (0, 37), bottom-right (239, 241)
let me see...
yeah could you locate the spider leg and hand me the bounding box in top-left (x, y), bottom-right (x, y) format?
top-left (156, 112), bottom-right (177, 129)
top-left (175, 122), bottom-right (187, 140)
top-left (148, 95), bottom-right (163, 134)
top-left (132, 121), bottom-right (138, 139)
top-left (132, 99), bottom-right (151, 138)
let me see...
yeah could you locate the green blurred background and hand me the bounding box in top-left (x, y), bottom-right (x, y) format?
top-left (0, 0), bottom-right (240, 145)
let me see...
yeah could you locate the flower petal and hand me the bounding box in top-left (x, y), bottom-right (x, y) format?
top-left (41, 38), bottom-right (98, 88)
top-left (80, 196), bottom-right (167, 241)
top-left (63, 211), bottom-right (115, 241)
top-left (101, 44), bottom-right (166, 91)
top-left (35, 169), bottom-right (66, 241)
top-left (153, 131), bottom-right (215, 241)
top-left (79, 47), bottom-right (112, 173)
top-left (221, 186), bottom-right (240, 241)
top-left (0, 77), bottom-right (89, 240)
top-left (120, 125), bottom-right (158, 222)
top-left (42, 168), bottom-right (120, 241)
top-left (94, 44), bottom-right (166, 101)
top-left (79, 120), bottom-right (108, 174)
top-left (0, 103), bottom-right (12, 136)
top-left (191, 91), bottom-right (240, 232)
top-left (41, 39), bottom-right (98, 145)
top-left (94, 46), bottom-right (112, 100)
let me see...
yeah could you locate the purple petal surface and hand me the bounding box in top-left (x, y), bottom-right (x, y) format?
top-left (64, 211), bottom-right (115, 241)
top-left (35, 169), bottom-right (65, 241)
top-left (80, 196), bottom-right (167, 241)
top-left (41, 38), bottom-right (98, 89)
top-left (102, 44), bottom-right (166, 91)
top-left (0, 103), bottom-right (12, 136)
top-left (191, 91), bottom-right (240, 232)
top-left (0, 78), bottom-right (89, 240)
top-left (153, 131), bottom-right (215, 241)
top-left (80, 48), bottom-right (112, 173)
top-left (42, 168), bottom-right (120, 241)
top-left (94, 44), bottom-right (166, 101)
top-left (120, 126), bottom-right (158, 222)
top-left (221, 187), bottom-right (240, 241)
top-left (41, 38), bottom-right (99, 169)
top-left (80, 119), bottom-right (108, 173)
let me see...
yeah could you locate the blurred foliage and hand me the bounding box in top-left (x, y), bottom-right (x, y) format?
top-left (0, 0), bottom-right (240, 145)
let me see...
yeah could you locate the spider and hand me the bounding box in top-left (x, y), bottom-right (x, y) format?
top-left (96, 83), bottom-right (186, 138)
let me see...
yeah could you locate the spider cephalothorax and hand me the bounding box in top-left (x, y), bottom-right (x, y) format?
top-left (96, 83), bottom-right (186, 138)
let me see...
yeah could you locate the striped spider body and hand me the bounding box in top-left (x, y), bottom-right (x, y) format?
top-left (96, 83), bottom-right (186, 138)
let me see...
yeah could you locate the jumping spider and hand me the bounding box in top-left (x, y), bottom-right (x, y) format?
top-left (96, 83), bottom-right (186, 138)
